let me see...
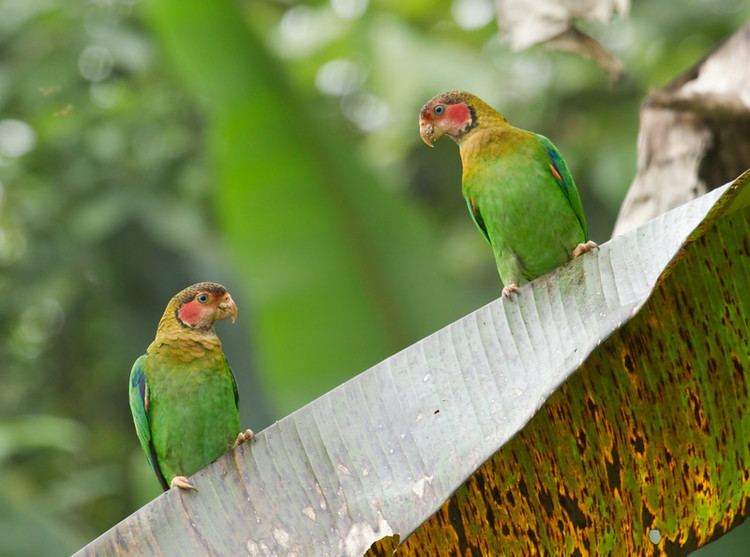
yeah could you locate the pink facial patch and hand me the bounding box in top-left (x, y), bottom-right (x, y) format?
top-left (178, 300), bottom-right (203, 326)
top-left (444, 102), bottom-right (472, 128)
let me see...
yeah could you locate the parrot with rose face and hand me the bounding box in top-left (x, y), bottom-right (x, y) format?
top-left (419, 91), bottom-right (596, 297)
top-left (128, 282), bottom-right (254, 491)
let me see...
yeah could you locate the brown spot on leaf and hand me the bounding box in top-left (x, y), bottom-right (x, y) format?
top-left (622, 351), bottom-right (636, 373)
top-left (559, 490), bottom-right (589, 529)
top-left (538, 488), bottom-right (555, 518)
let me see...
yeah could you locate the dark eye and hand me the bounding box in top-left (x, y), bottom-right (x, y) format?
top-left (433, 104), bottom-right (445, 115)
top-left (197, 293), bottom-right (209, 304)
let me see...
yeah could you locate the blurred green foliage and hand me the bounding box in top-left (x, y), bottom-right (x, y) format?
top-left (0, 0), bottom-right (747, 553)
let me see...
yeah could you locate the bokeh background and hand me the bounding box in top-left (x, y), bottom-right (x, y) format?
top-left (1, 0), bottom-right (748, 554)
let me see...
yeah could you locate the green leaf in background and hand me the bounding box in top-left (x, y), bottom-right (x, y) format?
top-left (73, 173), bottom-right (750, 556)
top-left (145, 0), bottom-right (466, 413)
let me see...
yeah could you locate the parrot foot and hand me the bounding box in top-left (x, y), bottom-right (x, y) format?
top-left (170, 475), bottom-right (197, 491)
top-left (572, 240), bottom-right (598, 258)
top-left (233, 429), bottom-right (256, 449)
top-left (501, 283), bottom-right (520, 298)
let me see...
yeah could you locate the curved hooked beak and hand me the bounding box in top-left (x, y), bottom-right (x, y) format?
top-left (419, 120), bottom-right (435, 147)
top-left (218, 294), bottom-right (238, 323)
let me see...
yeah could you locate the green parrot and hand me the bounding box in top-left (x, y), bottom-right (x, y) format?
top-left (129, 282), bottom-right (254, 491)
top-left (419, 91), bottom-right (597, 297)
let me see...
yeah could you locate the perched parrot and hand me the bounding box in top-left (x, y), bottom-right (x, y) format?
top-left (419, 91), bottom-right (597, 297)
top-left (129, 282), bottom-right (254, 491)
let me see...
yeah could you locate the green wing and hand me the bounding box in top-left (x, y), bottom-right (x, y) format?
top-left (535, 134), bottom-right (588, 239)
top-left (465, 196), bottom-right (491, 245)
top-left (226, 358), bottom-right (239, 409)
top-left (128, 355), bottom-right (168, 490)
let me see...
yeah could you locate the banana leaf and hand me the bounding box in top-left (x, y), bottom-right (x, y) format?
top-left (74, 171), bottom-right (750, 555)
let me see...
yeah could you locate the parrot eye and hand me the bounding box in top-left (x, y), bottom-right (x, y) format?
top-left (197, 293), bottom-right (209, 304)
top-left (433, 105), bottom-right (445, 116)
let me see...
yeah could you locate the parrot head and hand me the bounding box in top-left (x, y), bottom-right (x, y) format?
top-left (419, 90), bottom-right (505, 147)
top-left (171, 282), bottom-right (238, 330)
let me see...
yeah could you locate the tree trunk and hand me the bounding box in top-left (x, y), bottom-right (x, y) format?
top-left (613, 23), bottom-right (750, 235)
